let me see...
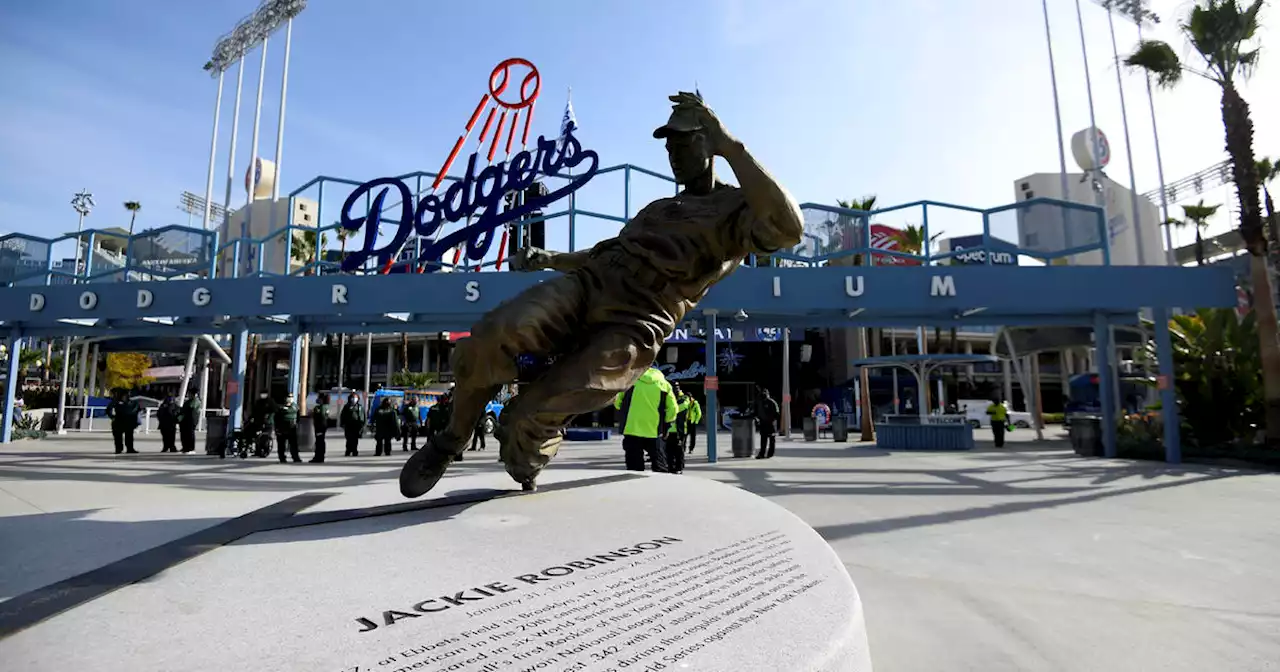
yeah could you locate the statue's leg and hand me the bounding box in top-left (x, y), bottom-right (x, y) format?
top-left (497, 327), bottom-right (660, 487)
top-left (400, 274), bottom-right (585, 498)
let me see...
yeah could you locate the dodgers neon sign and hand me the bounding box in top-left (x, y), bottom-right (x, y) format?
top-left (338, 59), bottom-right (599, 273)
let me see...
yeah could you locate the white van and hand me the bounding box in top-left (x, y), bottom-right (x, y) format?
top-left (956, 399), bottom-right (1032, 429)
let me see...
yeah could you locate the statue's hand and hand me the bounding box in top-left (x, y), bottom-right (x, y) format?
top-left (669, 91), bottom-right (736, 157)
top-left (510, 247), bottom-right (554, 272)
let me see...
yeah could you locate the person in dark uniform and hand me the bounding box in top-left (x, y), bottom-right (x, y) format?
top-left (105, 388), bottom-right (140, 454)
top-left (427, 393), bottom-right (456, 459)
top-left (180, 392), bottom-right (201, 453)
top-left (309, 392), bottom-right (330, 463)
top-left (401, 397), bottom-right (420, 452)
top-left (754, 387), bottom-right (780, 459)
top-left (470, 410), bottom-right (488, 452)
top-left (373, 397), bottom-right (400, 456)
top-left (275, 393), bottom-right (301, 463)
top-left (340, 393), bottom-right (364, 457)
top-left (157, 395), bottom-right (179, 453)
top-left (250, 392), bottom-right (276, 455)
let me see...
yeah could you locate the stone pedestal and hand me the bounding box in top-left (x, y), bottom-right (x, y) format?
top-left (0, 473), bottom-right (871, 671)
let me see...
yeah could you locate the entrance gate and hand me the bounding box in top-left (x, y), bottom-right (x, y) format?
top-left (0, 165), bottom-right (1238, 460)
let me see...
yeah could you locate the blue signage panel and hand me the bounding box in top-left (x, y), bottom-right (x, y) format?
top-left (947, 234), bottom-right (1019, 265)
top-left (2, 266), bottom-right (1238, 337)
top-left (665, 327), bottom-right (795, 343)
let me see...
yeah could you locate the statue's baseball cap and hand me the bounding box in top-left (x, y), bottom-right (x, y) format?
top-left (653, 106), bottom-right (703, 139)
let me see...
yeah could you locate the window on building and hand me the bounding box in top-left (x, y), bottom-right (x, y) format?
top-left (1024, 191), bottom-right (1035, 200)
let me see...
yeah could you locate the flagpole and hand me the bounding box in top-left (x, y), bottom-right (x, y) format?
top-left (566, 87), bottom-right (576, 253)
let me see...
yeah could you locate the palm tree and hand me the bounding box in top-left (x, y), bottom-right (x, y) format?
top-left (835, 196), bottom-right (877, 265)
top-left (1259, 157), bottom-right (1280, 272)
top-left (891, 223), bottom-right (943, 256)
top-left (123, 201), bottom-right (142, 236)
top-left (1125, 0), bottom-right (1280, 448)
top-left (1165, 200), bottom-right (1221, 266)
top-left (836, 195), bottom-right (878, 441)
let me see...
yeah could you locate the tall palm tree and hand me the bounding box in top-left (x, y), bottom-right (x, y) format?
top-left (123, 201), bottom-right (142, 236)
top-left (1125, 0), bottom-right (1280, 448)
top-left (1165, 200), bottom-right (1221, 266)
top-left (1259, 157), bottom-right (1280, 272)
top-left (836, 195), bottom-right (878, 440)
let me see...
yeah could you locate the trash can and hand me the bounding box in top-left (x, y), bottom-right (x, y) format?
top-left (802, 417), bottom-right (817, 442)
top-left (730, 416), bottom-right (756, 458)
top-left (298, 421), bottom-right (314, 455)
top-left (65, 408), bottom-right (82, 430)
top-left (205, 415), bottom-right (228, 455)
top-left (832, 415), bottom-right (850, 442)
top-left (1069, 415), bottom-right (1103, 457)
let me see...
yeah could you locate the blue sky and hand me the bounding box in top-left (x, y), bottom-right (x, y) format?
top-left (1, 0), bottom-right (1276, 255)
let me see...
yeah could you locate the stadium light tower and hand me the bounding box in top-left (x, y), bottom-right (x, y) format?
top-left (204, 0), bottom-right (307, 230)
top-left (1090, 0), bottom-right (1158, 267)
top-left (1094, 0), bottom-right (1172, 264)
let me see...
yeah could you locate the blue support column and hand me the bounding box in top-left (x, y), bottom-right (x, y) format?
top-left (2, 334), bottom-right (23, 444)
top-left (229, 326), bottom-right (249, 432)
top-left (1152, 306), bottom-right (1181, 463)
top-left (705, 311), bottom-right (719, 464)
top-left (1093, 312), bottom-right (1117, 458)
top-left (288, 332), bottom-right (303, 399)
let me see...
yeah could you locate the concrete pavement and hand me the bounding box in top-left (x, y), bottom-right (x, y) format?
top-left (2, 429), bottom-right (1278, 670)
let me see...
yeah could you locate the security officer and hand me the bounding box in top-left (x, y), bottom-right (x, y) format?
top-left (180, 392), bottom-right (201, 453)
top-left (665, 384), bottom-right (691, 473)
top-left (105, 388), bottom-right (141, 454)
top-left (986, 397), bottom-right (1010, 448)
top-left (614, 366), bottom-right (677, 472)
top-left (275, 393), bottom-right (301, 463)
top-left (754, 387), bottom-right (780, 459)
top-left (372, 397), bottom-right (400, 456)
top-left (401, 396), bottom-right (421, 452)
top-left (470, 408), bottom-right (488, 452)
top-left (685, 393), bottom-right (703, 454)
top-left (310, 392), bottom-right (330, 463)
top-left (427, 393), bottom-right (456, 460)
top-left (340, 393), bottom-right (364, 457)
top-left (251, 392), bottom-right (276, 455)
top-left (157, 395), bottom-right (179, 453)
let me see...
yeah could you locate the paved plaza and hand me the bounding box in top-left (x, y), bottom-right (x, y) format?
top-left (2, 429), bottom-right (1278, 670)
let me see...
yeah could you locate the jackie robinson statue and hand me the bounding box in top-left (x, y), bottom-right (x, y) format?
top-left (399, 92), bottom-right (805, 498)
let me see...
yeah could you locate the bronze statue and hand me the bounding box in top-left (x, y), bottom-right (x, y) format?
top-left (400, 92), bottom-right (804, 498)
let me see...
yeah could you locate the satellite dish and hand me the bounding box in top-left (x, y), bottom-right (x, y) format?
top-left (1071, 127), bottom-right (1111, 171)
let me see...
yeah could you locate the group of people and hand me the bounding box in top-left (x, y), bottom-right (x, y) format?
top-left (613, 365), bottom-right (703, 474)
top-left (105, 389), bottom-right (201, 455)
top-left (251, 391), bottom-right (468, 463)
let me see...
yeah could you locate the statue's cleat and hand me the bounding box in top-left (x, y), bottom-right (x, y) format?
top-left (399, 449), bottom-right (454, 499)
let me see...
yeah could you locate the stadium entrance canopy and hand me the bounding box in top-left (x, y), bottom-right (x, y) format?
top-left (0, 161), bottom-right (1237, 462)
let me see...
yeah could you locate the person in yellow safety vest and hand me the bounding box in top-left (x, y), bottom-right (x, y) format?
top-left (614, 366), bottom-right (678, 472)
top-left (665, 384), bottom-right (692, 474)
top-left (986, 397), bottom-right (1009, 448)
top-left (684, 393), bottom-right (703, 454)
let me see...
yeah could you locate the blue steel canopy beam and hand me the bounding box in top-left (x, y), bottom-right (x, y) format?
top-left (2, 266), bottom-right (1237, 327)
